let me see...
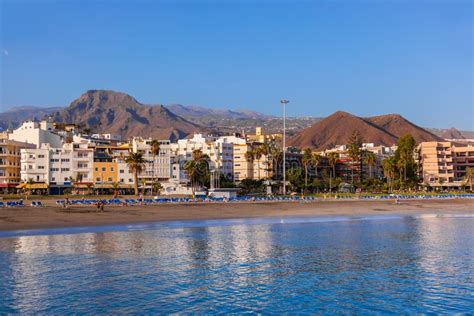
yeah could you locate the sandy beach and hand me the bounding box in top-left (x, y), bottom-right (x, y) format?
top-left (0, 198), bottom-right (472, 231)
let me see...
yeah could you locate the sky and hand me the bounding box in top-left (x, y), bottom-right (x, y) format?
top-left (1, 0), bottom-right (473, 129)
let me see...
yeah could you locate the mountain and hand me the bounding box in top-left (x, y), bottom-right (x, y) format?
top-left (52, 90), bottom-right (206, 141)
top-left (166, 104), bottom-right (271, 120)
top-left (427, 128), bottom-right (467, 140)
top-left (0, 106), bottom-right (63, 131)
top-left (366, 114), bottom-right (442, 143)
top-left (288, 111), bottom-right (443, 150)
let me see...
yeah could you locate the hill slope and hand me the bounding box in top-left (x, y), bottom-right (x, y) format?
top-left (0, 106), bottom-right (63, 131)
top-left (288, 111), bottom-right (442, 150)
top-left (366, 114), bottom-right (443, 143)
top-left (53, 90), bottom-right (205, 141)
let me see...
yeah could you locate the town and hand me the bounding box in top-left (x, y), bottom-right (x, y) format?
top-left (1, 118), bottom-right (473, 198)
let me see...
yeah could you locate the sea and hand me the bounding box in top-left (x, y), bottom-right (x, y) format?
top-left (0, 214), bottom-right (473, 313)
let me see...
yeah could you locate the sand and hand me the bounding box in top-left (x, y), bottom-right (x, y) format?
top-left (0, 198), bottom-right (472, 231)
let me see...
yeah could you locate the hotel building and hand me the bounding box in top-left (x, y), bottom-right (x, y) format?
top-left (418, 141), bottom-right (474, 188)
top-left (0, 133), bottom-right (35, 193)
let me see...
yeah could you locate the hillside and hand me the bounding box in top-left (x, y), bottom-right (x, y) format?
top-left (52, 90), bottom-right (205, 141)
top-left (288, 111), bottom-right (443, 150)
top-left (366, 114), bottom-right (443, 143)
top-left (0, 106), bottom-right (63, 131)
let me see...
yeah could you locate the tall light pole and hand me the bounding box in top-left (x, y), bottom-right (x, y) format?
top-left (280, 99), bottom-right (289, 195)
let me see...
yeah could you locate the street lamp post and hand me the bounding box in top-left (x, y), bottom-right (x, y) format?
top-left (280, 99), bottom-right (289, 195)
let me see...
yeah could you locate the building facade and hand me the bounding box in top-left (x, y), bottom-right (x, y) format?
top-left (0, 133), bottom-right (35, 193)
top-left (418, 141), bottom-right (474, 188)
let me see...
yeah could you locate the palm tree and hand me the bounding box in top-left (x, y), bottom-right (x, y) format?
top-left (365, 152), bottom-right (377, 178)
top-left (149, 139), bottom-right (160, 186)
top-left (184, 149), bottom-right (209, 195)
top-left (125, 152), bottom-right (146, 196)
top-left (259, 143), bottom-right (270, 178)
top-left (465, 167), bottom-right (474, 191)
top-left (382, 157), bottom-right (396, 193)
top-left (253, 146), bottom-right (264, 180)
top-left (311, 152), bottom-right (322, 177)
top-left (347, 131), bottom-right (363, 184)
top-left (270, 145), bottom-right (283, 180)
top-left (327, 152), bottom-right (339, 179)
top-left (301, 148), bottom-right (313, 192)
top-left (245, 148), bottom-right (256, 179)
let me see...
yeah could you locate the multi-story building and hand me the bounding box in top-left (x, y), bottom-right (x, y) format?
top-left (418, 141), bottom-right (474, 188)
top-left (9, 121), bottom-right (63, 148)
top-left (0, 133), bottom-right (35, 193)
top-left (169, 134), bottom-right (233, 182)
top-left (20, 142), bottom-right (94, 194)
top-left (245, 127), bottom-right (282, 144)
top-left (131, 138), bottom-right (172, 186)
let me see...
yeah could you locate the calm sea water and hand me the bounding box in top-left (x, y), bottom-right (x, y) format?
top-left (0, 214), bottom-right (473, 314)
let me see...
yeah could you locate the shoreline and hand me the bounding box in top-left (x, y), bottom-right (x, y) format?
top-left (0, 199), bottom-right (473, 232)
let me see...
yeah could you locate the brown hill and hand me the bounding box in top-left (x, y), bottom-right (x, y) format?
top-left (440, 128), bottom-right (465, 140)
top-left (53, 90), bottom-right (206, 141)
top-left (366, 114), bottom-right (443, 143)
top-left (288, 111), bottom-right (442, 150)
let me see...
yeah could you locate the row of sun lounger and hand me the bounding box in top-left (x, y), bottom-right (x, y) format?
top-left (1, 194), bottom-right (473, 208)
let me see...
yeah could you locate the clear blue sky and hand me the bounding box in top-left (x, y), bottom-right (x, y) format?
top-left (1, 0), bottom-right (472, 129)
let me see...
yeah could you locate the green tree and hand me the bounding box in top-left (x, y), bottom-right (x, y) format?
top-left (301, 148), bottom-right (313, 192)
top-left (149, 139), bottom-right (161, 186)
top-left (239, 178), bottom-right (264, 195)
top-left (184, 149), bottom-right (210, 194)
top-left (286, 168), bottom-right (304, 193)
top-left (125, 152), bottom-right (146, 196)
top-left (311, 152), bottom-right (322, 177)
top-left (327, 152), bottom-right (339, 179)
top-left (347, 131), bottom-right (364, 184)
top-left (395, 134), bottom-right (417, 183)
top-left (365, 151), bottom-right (377, 178)
top-left (153, 182), bottom-right (163, 195)
top-left (382, 156), bottom-right (396, 193)
top-left (270, 145), bottom-right (283, 180)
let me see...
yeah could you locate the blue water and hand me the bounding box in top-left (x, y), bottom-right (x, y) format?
top-left (0, 214), bottom-right (473, 313)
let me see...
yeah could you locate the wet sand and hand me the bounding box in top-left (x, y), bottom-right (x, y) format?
top-left (0, 199), bottom-right (472, 231)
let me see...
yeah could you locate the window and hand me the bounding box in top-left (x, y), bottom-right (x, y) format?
top-left (96, 177), bottom-right (101, 182)
top-left (108, 177), bottom-right (112, 182)
top-left (102, 167), bottom-right (106, 172)
top-left (110, 167), bottom-right (114, 172)
top-left (51, 177), bottom-right (55, 181)
top-left (119, 169), bottom-right (124, 174)
top-left (95, 167), bottom-right (98, 171)
top-left (38, 155), bottom-right (45, 158)
top-left (128, 178), bottom-right (133, 183)
top-left (38, 166), bottom-right (45, 169)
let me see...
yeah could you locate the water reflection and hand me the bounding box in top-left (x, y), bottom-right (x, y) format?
top-left (0, 215), bottom-right (473, 313)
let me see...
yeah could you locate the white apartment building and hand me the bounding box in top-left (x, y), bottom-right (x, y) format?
top-left (20, 142), bottom-right (94, 194)
top-left (169, 134), bottom-right (234, 183)
top-left (131, 138), bottom-right (172, 183)
top-left (10, 121), bottom-right (63, 148)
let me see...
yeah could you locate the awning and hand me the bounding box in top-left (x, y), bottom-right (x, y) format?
top-left (94, 183), bottom-right (114, 189)
top-left (73, 182), bottom-right (94, 188)
top-left (16, 183), bottom-right (48, 189)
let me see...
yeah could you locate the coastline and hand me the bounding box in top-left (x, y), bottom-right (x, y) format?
top-left (0, 199), bottom-right (473, 232)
